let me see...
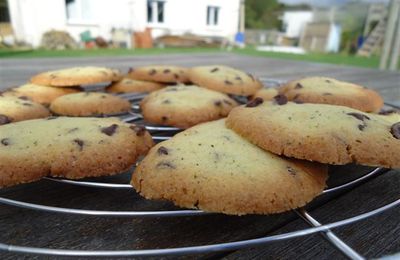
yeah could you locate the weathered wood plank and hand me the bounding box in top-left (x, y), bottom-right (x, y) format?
top-left (223, 170), bottom-right (400, 259)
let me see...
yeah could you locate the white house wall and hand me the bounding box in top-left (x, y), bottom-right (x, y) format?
top-left (8, 0), bottom-right (240, 47)
top-left (282, 11), bottom-right (313, 38)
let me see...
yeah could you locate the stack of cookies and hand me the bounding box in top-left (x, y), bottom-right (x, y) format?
top-left (0, 66), bottom-right (154, 188)
top-left (131, 74), bottom-right (400, 216)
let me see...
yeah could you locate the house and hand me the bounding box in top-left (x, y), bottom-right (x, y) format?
top-left (300, 22), bottom-right (341, 52)
top-left (281, 10), bottom-right (313, 38)
top-left (279, 8), bottom-right (341, 53)
top-left (4, 0), bottom-right (240, 48)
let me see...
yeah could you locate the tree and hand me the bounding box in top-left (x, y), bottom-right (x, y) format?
top-left (245, 0), bottom-right (284, 29)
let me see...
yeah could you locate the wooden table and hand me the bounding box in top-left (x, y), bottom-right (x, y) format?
top-left (0, 53), bottom-right (399, 259)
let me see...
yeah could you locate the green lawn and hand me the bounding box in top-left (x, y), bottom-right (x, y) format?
top-left (0, 46), bottom-right (383, 69)
top-left (234, 48), bottom-right (381, 69)
top-left (0, 47), bottom-right (219, 58)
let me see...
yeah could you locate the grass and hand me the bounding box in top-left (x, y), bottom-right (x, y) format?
top-left (0, 47), bottom-right (220, 58)
top-left (0, 46), bottom-right (383, 69)
top-left (234, 48), bottom-right (381, 69)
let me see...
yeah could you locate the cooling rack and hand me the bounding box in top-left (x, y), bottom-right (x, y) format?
top-left (0, 78), bottom-right (398, 259)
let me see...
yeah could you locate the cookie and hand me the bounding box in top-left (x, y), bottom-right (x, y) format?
top-left (188, 65), bottom-right (263, 96)
top-left (132, 119), bottom-right (327, 215)
top-left (2, 83), bottom-right (81, 106)
top-left (30, 67), bottom-right (122, 87)
top-left (279, 77), bottom-right (383, 112)
top-left (0, 96), bottom-right (50, 125)
top-left (0, 117), bottom-right (153, 187)
top-left (249, 88), bottom-right (279, 101)
top-left (226, 98), bottom-right (400, 168)
top-left (106, 78), bottom-right (165, 94)
top-left (127, 65), bottom-right (190, 83)
top-left (50, 92), bottom-right (131, 116)
top-left (140, 85), bottom-right (238, 128)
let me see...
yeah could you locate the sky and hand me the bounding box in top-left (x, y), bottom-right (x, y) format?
top-left (278, 0), bottom-right (389, 7)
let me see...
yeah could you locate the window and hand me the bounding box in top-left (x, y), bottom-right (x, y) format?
top-left (207, 6), bottom-right (219, 26)
top-left (147, 0), bottom-right (165, 24)
top-left (0, 0), bottom-right (10, 22)
top-left (65, 0), bottom-right (96, 23)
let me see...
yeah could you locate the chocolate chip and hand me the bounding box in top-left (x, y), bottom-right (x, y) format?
top-left (68, 127), bottom-right (79, 133)
top-left (347, 112), bottom-right (370, 121)
top-left (246, 97), bottom-right (263, 107)
top-left (157, 146), bottom-right (169, 155)
top-left (148, 69), bottom-right (157, 75)
top-left (22, 102), bottom-right (32, 106)
top-left (18, 96), bottom-right (29, 100)
top-left (162, 116), bottom-right (168, 122)
top-left (162, 99), bottom-right (171, 104)
top-left (163, 69), bottom-right (171, 74)
top-left (379, 109), bottom-right (398, 115)
top-left (358, 124), bottom-right (366, 131)
top-left (390, 122), bottom-right (400, 139)
top-left (295, 83), bottom-right (303, 89)
top-left (0, 114), bottom-right (11, 125)
top-left (325, 79), bottom-right (331, 83)
top-left (235, 76), bottom-right (242, 81)
top-left (1, 138), bottom-right (10, 146)
top-left (173, 73), bottom-right (179, 79)
top-left (323, 92), bottom-right (332, 96)
top-left (165, 87), bottom-right (178, 92)
top-left (224, 80), bottom-right (233, 85)
top-left (287, 166), bottom-right (296, 175)
top-left (247, 73), bottom-right (255, 81)
top-left (210, 67), bottom-right (219, 73)
top-left (156, 161), bottom-right (176, 169)
top-left (73, 139), bottom-right (84, 151)
top-left (214, 101), bottom-right (222, 106)
top-left (130, 125), bottom-right (146, 136)
top-left (223, 100), bottom-right (232, 105)
top-left (46, 116), bottom-right (58, 120)
top-left (274, 94), bottom-right (288, 105)
top-left (100, 95), bottom-right (107, 99)
top-left (100, 71), bottom-right (108, 76)
top-left (101, 124), bottom-right (118, 136)
top-left (128, 67), bottom-right (134, 73)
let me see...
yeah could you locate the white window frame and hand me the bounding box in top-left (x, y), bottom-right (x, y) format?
top-left (207, 6), bottom-right (220, 26)
top-left (147, 0), bottom-right (165, 25)
top-left (65, 0), bottom-right (97, 25)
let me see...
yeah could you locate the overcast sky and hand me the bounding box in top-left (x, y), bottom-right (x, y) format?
top-left (278, 0), bottom-right (389, 6)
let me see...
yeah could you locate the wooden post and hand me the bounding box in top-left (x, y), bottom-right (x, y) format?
top-left (380, 0), bottom-right (400, 70)
top-left (389, 3), bottom-right (400, 70)
top-left (240, 0), bottom-right (245, 33)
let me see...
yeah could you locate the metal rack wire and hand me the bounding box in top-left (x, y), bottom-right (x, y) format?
top-left (0, 78), bottom-right (397, 259)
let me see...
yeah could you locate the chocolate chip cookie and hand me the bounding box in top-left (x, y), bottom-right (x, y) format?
top-left (2, 83), bottom-right (81, 106)
top-left (226, 99), bottom-right (400, 168)
top-left (140, 85), bottom-right (238, 128)
top-left (189, 65), bottom-right (263, 96)
top-left (126, 65), bottom-right (190, 83)
top-left (279, 77), bottom-right (383, 112)
top-left (30, 67), bottom-right (122, 87)
top-left (0, 117), bottom-right (153, 187)
top-left (132, 119), bottom-right (327, 215)
top-left (106, 78), bottom-right (165, 94)
top-left (0, 96), bottom-right (50, 125)
top-left (249, 88), bottom-right (279, 101)
top-left (50, 92), bottom-right (131, 116)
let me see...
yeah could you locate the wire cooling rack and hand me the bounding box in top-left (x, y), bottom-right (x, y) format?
top-left (0, 78), bottom-right (398, 259)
